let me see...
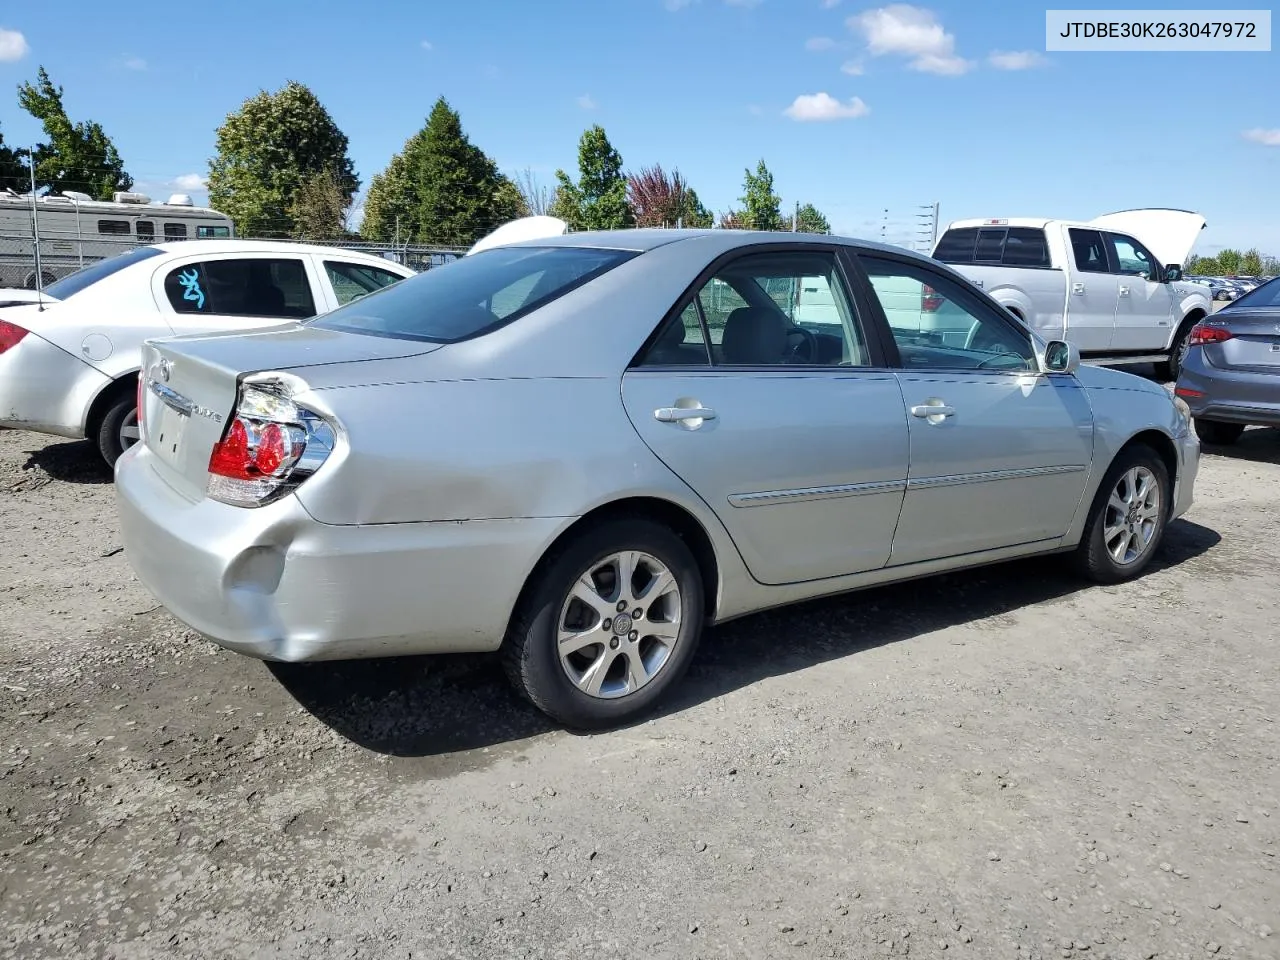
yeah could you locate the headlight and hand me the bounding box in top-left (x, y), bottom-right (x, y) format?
top-left (1173, 395), bottom-right (1191, 426)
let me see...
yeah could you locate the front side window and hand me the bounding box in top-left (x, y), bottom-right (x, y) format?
top-left (1106, 233), bottom-right (1157, 281)
top-left (324, 260), bottom-right (407, 306)
top-left (638, 250), bottom-right (869, 367)
top-left (163, 258), bottom-right (316, 318)
top-left (858, 255), bottom-right (1036, 372)
top-left (310, 245), bottom-right (636, 343)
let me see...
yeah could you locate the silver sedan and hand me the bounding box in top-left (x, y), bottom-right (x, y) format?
top-left (115, 230), bottom-right (1199, 728)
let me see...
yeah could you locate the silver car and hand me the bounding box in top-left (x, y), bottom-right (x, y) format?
top-left (1176, 276), bottom-right (1280, 444)
top-left (115, 230), bottom-right (1199, 728)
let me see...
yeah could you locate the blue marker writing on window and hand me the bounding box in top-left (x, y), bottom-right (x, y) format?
top-left (177, 268), bottom-right (205, 310)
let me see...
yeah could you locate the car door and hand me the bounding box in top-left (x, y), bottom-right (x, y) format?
top-left (1064, 227), bottom-right (1120, 352)
top-left (852, 252), bottom-right (1095, 567)
top-left (621, 246), bottom-right (910, 586)
top-left (153, 253), bottom-right (324, 337)
top-left (1105, 231), bottom-right (1177, 351)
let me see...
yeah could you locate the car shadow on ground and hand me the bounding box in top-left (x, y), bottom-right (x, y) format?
top-left (20, 439), bottom-right (113, 484)
top-left (271, 517), bottom-right (1221, 758)
top-left (1200, 427), bottom-right (1280, 465)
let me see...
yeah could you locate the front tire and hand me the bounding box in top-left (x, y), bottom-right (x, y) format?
top-left (95, 393), bottom-right (140, 468)
top-left (1072, 445), bottom-right (1170, 584)
top-left (1194, 418), bottom-right (1245, 446)
top-left (1154, 320), bottom-right (1195, 382)
top-left (502, 518), bottom-right (705, 730)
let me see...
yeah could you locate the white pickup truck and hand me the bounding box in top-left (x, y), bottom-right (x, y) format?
top-left (929, 208), bottom-right (1213, 380)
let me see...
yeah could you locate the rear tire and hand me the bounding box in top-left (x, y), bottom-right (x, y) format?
top-left (501, 518), bottom-right (705, 730)
top-left (1072, 444), bottom-right (1170, 584)
top-left (95, 393), bottom-right (140, 468)
top-left (1193, 418), bottom-right (1245, 446)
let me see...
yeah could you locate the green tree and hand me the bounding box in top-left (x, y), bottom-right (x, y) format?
top-left (360, 98), bottom-right (512, 245)
top-left (1240, 248), bottom-right (1265, 276)
top-left (794, 202), bottom-right (830, 234)
top-left (1188, 255), bottom-right (1220, 275)
top-left (0, 124), bottom-right (27, 192)
top-left (290, 168), bottom-right (348, 241)
top-left (207, 80), bottom-right (357, 237)
top-left (552, 125), bottom-right (634, 230)
top-left (740, 160), bottom-right (782, 231)
top-left (17, 67), bottom-right (132, 199)
top-left (1216, 248), bottom-right (1243, 275)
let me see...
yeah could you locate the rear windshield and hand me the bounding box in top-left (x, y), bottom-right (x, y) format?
top-left (1225, 276), bottom-right (1280, 309)
top-left (309, 245), bottom-right (636, 343)
top-left (934, 226), bottom-right (1051, 268)
top-left (44, 246), bottom-right (164, 300)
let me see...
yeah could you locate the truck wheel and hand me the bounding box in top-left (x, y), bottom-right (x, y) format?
top-left (1154, 319), bottom-right (1196, 382)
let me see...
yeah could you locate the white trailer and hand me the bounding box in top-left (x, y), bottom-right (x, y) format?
top-left (0, 189), bottom-right (235, 289)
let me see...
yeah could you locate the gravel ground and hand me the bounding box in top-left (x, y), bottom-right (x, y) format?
top-left (1, 423), bottom-right (1277, 960)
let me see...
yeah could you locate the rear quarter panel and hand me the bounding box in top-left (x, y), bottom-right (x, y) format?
top-left (943, 263), bottom-right (1066, 340)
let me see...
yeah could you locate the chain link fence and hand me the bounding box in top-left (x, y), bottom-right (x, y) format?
top-left (0, 230), bottom-right (468, 290)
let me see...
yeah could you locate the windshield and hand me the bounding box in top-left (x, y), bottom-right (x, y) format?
top-left (1224, 276), bottom-right (1280, 309)
top-left (309, 245), bottom-right (636, 343)
top-left (44, 246), bottom-right (165, 300)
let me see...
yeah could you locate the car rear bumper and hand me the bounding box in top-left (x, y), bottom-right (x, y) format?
top-left (115, 442), bottom-right (567, 662)
top-left (0, 331), bottom-right (107, 438)
top-left (1177, 354), bottom-right (1280, 427)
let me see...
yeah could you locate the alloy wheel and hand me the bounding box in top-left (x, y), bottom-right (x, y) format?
top-left (1103, 466), bottom-right (1162, 565)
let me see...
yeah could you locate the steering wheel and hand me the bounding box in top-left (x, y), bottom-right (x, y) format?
top-left (785, 326), bottom-right (819, 363)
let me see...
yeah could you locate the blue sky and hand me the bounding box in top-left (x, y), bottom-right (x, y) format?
top-left (0, 1), bottom-right (1276, 253)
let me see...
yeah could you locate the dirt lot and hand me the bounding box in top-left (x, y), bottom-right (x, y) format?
top-left (1, 423), bottom-right (1277, 960)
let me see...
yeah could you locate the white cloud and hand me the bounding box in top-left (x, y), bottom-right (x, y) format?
top-left (420, 40), bottom-right (433, 51)
top-left (122, 56), bottom-right (147, 71)
top-left (840, 59), bottom-right (865, 74)
top-left (849, 4), bottom-right (972, 75)
top-left (1243, 128), bottom-right (1280, 146)
top-left (988, 49), bottom-right (1047, 70)
top-left (577, 94), bottom-right (597, 110)
top-left (0, 27), bottom-right (28, 62)
top-left (806, 36), bottom-right (838, 51)
top-left (173, 173), bottom-right (208, 190)
top-left (784, 92), bottom-right (870, 121)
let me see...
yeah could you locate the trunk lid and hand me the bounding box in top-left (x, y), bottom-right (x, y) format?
top-left (140, 324), bottom-right (440, 501)
top-left (1205, 307), bottom-right (1280, 371)
top-left (1087, 208), bottom-right (1206, 268)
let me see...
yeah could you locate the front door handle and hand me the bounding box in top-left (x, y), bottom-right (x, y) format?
top-left (1119, 285), bottom-right (1130, 297)
top-left (910, 403), bottom-right (956, 419)
top-left (1072, 282), bottom-right (1085, 295)
top-left (655, 405), bottom-right (717, 423)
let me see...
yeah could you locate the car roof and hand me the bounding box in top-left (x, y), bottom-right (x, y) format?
top-left (148, 239), bottom-right (407, 266)
top-left (499, 227), bottom-right (936, 263)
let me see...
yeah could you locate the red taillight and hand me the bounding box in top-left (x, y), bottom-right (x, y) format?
top-left (136, 377), bottom-right (144, 427)
top-left (1188, 323), bottom-right (1233, 346)
top-left (0, 319), bottom-right (28, 354)
top-left (1174, 386), bottom-right (1205, 399)
top-left (208, 417), bottom-right (305, 481)
top-left (921, 284), bottom-right (943, 312)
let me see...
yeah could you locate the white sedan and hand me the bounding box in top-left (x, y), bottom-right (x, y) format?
top-left (0, 240), bottom-right (414, 465)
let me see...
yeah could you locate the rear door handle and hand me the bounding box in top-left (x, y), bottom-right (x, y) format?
top-left (1119, 285), bottom-right (1130, 297)
top-left (910, 404), bottom-right (956, 419)
top-left (1072, 282), bottom-right (1086, 295)
top-left (654, 406), bottom-right (717, 423)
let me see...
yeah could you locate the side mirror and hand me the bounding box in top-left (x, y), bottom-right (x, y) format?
top-left (1043, 339), bottom-right (1080, 375)
top-left (1164, 263), bottom-right (1182, 282)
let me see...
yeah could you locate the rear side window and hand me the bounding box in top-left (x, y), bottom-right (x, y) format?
top-left (973, 228), bottom-right (1006, 262)
top-left (163, 258), bottom-right (316, 318)
top-left (43, 246), bottom-right (164, 300)
top-left (310, 246), bottom-right (636, 343)
top-left (1069, 229), bottom-right (1109, 273)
